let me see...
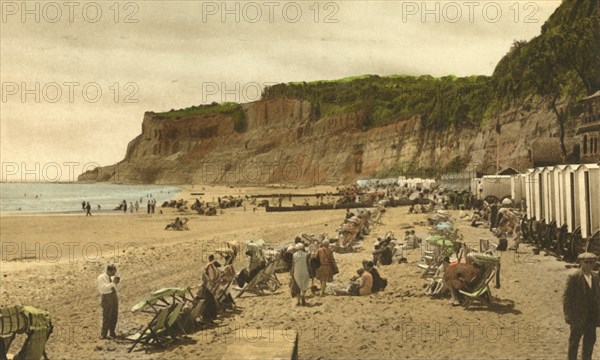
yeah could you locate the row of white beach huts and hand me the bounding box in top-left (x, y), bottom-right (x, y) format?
top-left (359, 164), bottom-right (599, 243)
top-left (472, 163), bottom-right (600, 259)
top-left (519, 164), bottom-right (600, 240)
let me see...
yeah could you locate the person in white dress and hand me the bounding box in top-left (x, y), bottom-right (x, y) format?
top-left (292, 243), bottom-right (311, 306)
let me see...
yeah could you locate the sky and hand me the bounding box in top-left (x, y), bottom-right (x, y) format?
top-left (0, 0), bottom-right (562, 182)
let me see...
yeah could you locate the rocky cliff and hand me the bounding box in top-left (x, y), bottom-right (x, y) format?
top-left (80, 96), bottom-right (576, 185)
top-left (81, 0), bottom-right (597, 185)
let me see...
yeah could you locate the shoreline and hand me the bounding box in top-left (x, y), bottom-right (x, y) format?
top-left (0, 182), bottom-right (185, 217)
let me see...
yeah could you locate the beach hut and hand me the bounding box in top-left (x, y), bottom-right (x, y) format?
top-left (530, 167), bottom-right (544, 221)
top-left (510, 173), bottom-right (524, 206)
top-left (553, 165), bottom-right (569, 228)
top-left (478, 175), bottom-right (512, 202)
top-left (541, 166), bottom-right (556, 225)
top-left (564, 165), bottom-right (581, 234)
top-left (575, 163), bottom-right (600, 238)
top-left (524, 169), bottom-right (536, 220)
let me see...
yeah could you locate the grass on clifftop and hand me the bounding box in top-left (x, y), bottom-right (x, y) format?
top-left (155, 102), bottom-right (247, 132)
top-left (263, 74), bottom-right (493, 130)
top-left (262, 1), bottom-right (599, 132)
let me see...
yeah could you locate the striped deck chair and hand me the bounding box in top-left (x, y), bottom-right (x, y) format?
top-left (459, 264), bottom-right (497, 308)
top-left (128, 288), bottom-right (192, 353)
top-left (1, 305), bottom-right (26, 359)
top-left (235, 259), bottom-right (281, 298)
top-left (1, 305), bottom-right (53, 360)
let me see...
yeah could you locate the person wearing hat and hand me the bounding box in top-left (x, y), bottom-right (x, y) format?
top-left (316, 239), bottom-right (337, 296)
top-left (291, 243), bottom-right (311, 306)
top-left (563, 252), bottom-right (600, 360)
top-left (97, 264), bottom-right (120, 339)
top-left (283, 245), bottom-right (296, 272)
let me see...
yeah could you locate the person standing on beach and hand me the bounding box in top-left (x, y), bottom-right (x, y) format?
top-left (122, 200), bottom-right (127, 213)
top-left (135, 201), bottom-right (139, 212)
top-left (564, 252), bottom-right (600, 360)
top-left (130, 202), bottom-right (134, 213)
top-left (97, 264), bottom-right (120, 339)
top-left (85, 202), bottom-right (92, 216)
top-left (82, 201), bottom-right (86, 211)
top-left (316, 240), bottom-right (336, 297)
top-left (292, 243), bottom-right (310, 306)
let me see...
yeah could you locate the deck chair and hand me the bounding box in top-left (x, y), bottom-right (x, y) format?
top-left (128, 288), bottom-right (193, 352)
top-left (236, 259), bottom-right (281, 298)
top-left (418, 236), bottom-right (454, 278)
top-left (459, 265), bottom-right (497, 308)
top-left (1, 305), bottom-right (53, 360)
top-left (180, 218), bottom-right (190, 230)
top-left (128, 307), bottom-right (171, 352)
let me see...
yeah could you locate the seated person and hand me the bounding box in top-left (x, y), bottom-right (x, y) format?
top-left (410, 230), bottom-right (421, 246)
top-left (373, 237), bottom-right (392, 265)
top-left (470, 212), bottom-right (483, 227)
top-left (350, 268), bottom-right (373, 296)
top-left (165, 217), bottom-right (183, 230)
top-left (425, 257), bottom-right (450, 296)
top-left (364, 261), bottom-right (386, 292)
top-left (402, 231), bottom-right (417, 250)
top-left (346, 269), bottom-right (363, 296)
top-left (379, 245), bottom-right (393, 266)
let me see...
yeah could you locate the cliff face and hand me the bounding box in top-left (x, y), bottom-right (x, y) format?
top-left (79, 0), bottom-right (596, 185)
top-left (81, 96), bottom-right (573, 185)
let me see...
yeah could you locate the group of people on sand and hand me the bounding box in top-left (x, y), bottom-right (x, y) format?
top-left (348, 260), bottom-right (387, 296)
top-left (371, 230), bottom-right (421, 266)
top-left (118, 200), bottom-right (142, 213)
top-left (287, 238), bottom-right (337, 306)
top-left (285, 236), bottom-right (389, 303)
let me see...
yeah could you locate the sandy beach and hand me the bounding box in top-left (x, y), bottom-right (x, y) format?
top-left (0, 185), bottom-right (575, 359)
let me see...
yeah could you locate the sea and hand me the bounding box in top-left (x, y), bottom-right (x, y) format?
top-left (0, 183), bottom-right (181, 215)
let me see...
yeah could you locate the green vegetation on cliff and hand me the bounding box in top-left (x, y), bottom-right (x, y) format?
top-left (263, 0), bottom-right (599, 135)
top-left (155, 102), bottom-right (247, 132)
top-left (147, 0), bottom-right (598, 180)
top-left (491, 0), bottom-right (600, 158)
top-left (264, 75), bottom-right (493, 130)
